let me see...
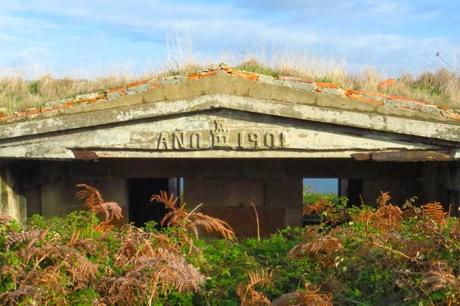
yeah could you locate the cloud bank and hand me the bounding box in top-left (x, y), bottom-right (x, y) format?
top-left (0, 0), bottom-right (458, 77)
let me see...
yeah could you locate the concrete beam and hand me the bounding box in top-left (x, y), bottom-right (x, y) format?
top-left (352, 150), bottom-right (453, 162)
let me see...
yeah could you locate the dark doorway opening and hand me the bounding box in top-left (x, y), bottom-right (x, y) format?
top-left (128, 178), bottom-right (170, 227)
top-left (339, 179), bottom-right (363, 206)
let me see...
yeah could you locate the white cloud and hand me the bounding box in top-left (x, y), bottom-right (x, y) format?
top-left (0, 0), bottom-right (457, 76)
top-left (234, 0), bottom-right (442, 22)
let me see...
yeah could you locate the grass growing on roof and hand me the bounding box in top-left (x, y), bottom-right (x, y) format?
top-left (0, 59), bottom-right (459, 115)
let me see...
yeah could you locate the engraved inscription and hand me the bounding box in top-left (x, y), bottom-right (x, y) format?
top-left (190, 132), bottom-right (201, 149)
top-left (153, 119), bottom-right (287, 150)
top-left (158, 132), bottom-right (169, 149)
top-left (172, 131), bottom-right (186, 149)
top-left (211, 119), bottom-right (230, 147)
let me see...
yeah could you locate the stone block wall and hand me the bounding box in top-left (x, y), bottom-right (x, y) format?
top-left (419, 161), bottom-right (460, 214)
top-left (2, 158), bottom-right (458, 236)
top-left (184, 177), bottom-right (303, 237)
top-left (39, 178), bottom-right (128, 222)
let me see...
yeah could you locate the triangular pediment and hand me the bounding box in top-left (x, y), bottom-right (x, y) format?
top-left (1, 72), bottom-right (460, 160)
top-left (0, 107), bottom-right (450, 160)
top-left (1, 71), bottom-right (460, 142)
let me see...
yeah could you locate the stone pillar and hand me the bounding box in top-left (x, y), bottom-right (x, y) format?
top-left (0, 168), bottom-right (26, 222)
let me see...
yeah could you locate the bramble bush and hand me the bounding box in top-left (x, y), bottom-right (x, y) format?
top-left (0, 187), bottom-right (459, 305)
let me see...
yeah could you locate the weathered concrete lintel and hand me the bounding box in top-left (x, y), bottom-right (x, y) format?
top-left (90, 148), bottom-right (458, 160)
top-left (95, 149), bottom-right (383, 159)
top-left (0, 94), bottom-right (460, 144)
top-left (2, 148), bottom-right (455, 161)
top-left (352, 150), bottom-right (455, 162)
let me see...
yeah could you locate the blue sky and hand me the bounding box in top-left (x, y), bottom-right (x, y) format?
top-left (304, 178), bottom-right (338, 194)
top-left (0, 0), bottom-right (459, 78)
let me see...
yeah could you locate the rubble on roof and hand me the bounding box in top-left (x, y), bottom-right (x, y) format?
top-left (1, 64), bottom-right (459, 124)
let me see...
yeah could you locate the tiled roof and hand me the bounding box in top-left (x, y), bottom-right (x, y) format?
top-left (0, 65), bottom-right (459, 124)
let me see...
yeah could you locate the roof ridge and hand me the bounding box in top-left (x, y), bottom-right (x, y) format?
top-left (0, 65), bottom-right (459, 123)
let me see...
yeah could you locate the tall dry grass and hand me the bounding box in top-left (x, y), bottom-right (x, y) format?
top-left (0, 53), bottom-right (459, 114)
top-left (0, 75), bottom-right (132, 113)
top-left (237, 58), bottom-right (460, 108)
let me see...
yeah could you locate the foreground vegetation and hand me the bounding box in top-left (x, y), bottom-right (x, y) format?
top-left (1, 60), bottom-right (459, 114)
top-left (0, 186), bottom-right (459, 305)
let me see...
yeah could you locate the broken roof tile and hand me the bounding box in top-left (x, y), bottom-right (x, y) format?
top-left (345, 92), bottom-right (384, 106)
top-left (0, 65), bottom-right (456, 124)
top-left (227, 70), bottom-right (259, 81)
top-left (316, 82), bottom-right (339, 89)
top-left (387, 95), bottom-right (425, 104)
top-left (126, 79), bottom-right (150, 88)
top-left (187, 71), bottom-right (218, 80)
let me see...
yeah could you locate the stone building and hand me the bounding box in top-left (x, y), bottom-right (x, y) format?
top-left (1, 67), bottom-right (460, 236)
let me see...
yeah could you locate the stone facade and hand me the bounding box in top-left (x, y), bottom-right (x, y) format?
top-left (0, 73), bottom-right (460, 236)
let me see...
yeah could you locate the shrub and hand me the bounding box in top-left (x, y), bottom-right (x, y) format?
top-left (1, 187), bottom-right (460, 305)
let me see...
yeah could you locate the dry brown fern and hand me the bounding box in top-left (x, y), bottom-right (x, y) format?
top-left (187, 212), bottom-right (236, 240)
top-left (303, 199), bottom-right (330, 216)
top-left (151, 190), bottom-right (184, 226)
top-left (0, 214), bottom-right (12, 224)
top-left (421, 260), bottom-right (459, 293)
top-left (99, 248), bottom-right (205, 305)
top-left (1, 235), bottom-right (100, 305)
top-left (76, 184), bottom-right (104, 210)
top-left (352, 209), bottom-right (374, 228)
top-left (151, 191), bottom-right (236, 240)
top-left (67, 230), bottom-right (98, 254)
top-left (422, 202), bottom-right (447, 224)
top-left (114, 225), bottom-right (159, 268)
top-left (298, 287), bottom-right (333, 306)
top-left (236, 270), bottom-right (272, 306)
top-left (5, 229), bottom-right (48, 251)
top-left (272, 284), bottom-right (333, 306)
top-left (289, 236), bottom-right (343, 266)
top-left (0, 285), bottom-right (35, 305)
top-left (76, 184), bottom-right (124, 229)
top-left (150, 247), bottom-right (205, 294)
top-left (22, 242), bottom-right (98, 287)
top-left (0, 187), bottom-right (206, 305)
top-left (374, 205), bottom-right (403, 231)
top-left (377, 191), bottom-right (392, 208)
top-left (357, 191), bottom-right (403, 232)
